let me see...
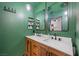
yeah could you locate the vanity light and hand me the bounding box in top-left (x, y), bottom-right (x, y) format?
top-left (64, 11), bottom-right (67, 15)
top-left (26, 4), bottom-right (32, 11)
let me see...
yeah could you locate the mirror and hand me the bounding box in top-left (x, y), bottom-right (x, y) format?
top-left (48, 2), bottom-right (68, 31)
top-left (35, 3), bottom-right (45, 31)
top-left (36, 11), bottom-right (45, 30)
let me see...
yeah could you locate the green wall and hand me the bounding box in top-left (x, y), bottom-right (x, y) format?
top-left (75, 3), bottom-right (79, 55)
top-left (0, 2), bottom-right (34, 55)
top-left (71, 2), bottom-right (79, 56)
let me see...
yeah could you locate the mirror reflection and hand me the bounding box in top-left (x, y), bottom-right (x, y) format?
top-left (48, 2), bottom-right (68, 31)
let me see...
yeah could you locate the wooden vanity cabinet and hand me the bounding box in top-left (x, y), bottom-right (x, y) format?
top-left (31, 40), bottom-right (41, 56)
top-left (25, 37), bottom-right (70, 56)
top-left (31, 39), bottom-right (49, 56)
top-left (26, 38), bottom-right (31, 56)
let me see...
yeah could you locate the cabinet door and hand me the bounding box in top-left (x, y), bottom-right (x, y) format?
top-left (40, 46), bottom-right (49, 56)
top-left (48, 47), bottom-right (65, 56)
top-left (26, 38), bottom-right (31, 56)
top-left (31, 40), bottom-right (40, 56)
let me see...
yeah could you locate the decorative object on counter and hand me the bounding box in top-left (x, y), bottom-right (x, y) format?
top-left (28, 17), bottom-right (34, 29)
top-left (3, 6), bottom-right (16, 13)
top-left (35, 19), bottom-right (40, 30)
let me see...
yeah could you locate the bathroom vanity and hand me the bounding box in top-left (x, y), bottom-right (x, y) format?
top-left (25, 35), bottom-right (73, 56)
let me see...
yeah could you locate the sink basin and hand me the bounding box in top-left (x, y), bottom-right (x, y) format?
top-left (43, 39), bottom-right (49, 41)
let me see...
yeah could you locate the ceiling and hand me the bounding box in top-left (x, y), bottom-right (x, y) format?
top-left (48, 2), bottom-right (68, 13)
top-left (27, 2), bottom-right (42, 8)
top-left (26, 2), bottom-right (68, 13)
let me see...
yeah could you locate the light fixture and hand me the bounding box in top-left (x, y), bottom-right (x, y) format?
top-left (64, 11), bottom-right (67, 15)
top-left (26, 4), bottom-right (32, 11)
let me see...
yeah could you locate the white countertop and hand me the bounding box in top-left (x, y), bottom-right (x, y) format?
top-left (26, 35), bottom-right (73, 56)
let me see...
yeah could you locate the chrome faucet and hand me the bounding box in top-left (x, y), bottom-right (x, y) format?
top-left (54, 33), bottom-right (57, 40)
top-left (51, 33), bottom-right (57, 40)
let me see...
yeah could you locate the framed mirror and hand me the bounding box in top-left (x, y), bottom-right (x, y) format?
top-left (35, 10), bottom-right (45, 31)
top-left (34, 2), bottom-right (46, 31)
top-left (48, 2), bottom-right (68, 31)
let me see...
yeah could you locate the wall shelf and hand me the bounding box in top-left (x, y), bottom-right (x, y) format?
top-left (35, 19), bottom-right (40, 30)
top-left (28, 17), bottom-right (34, 29)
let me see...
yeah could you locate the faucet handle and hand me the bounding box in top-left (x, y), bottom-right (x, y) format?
top-left (51, 37), bottom-right (53, 39)
top-left (58, 38), bottom-right (62, 41)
